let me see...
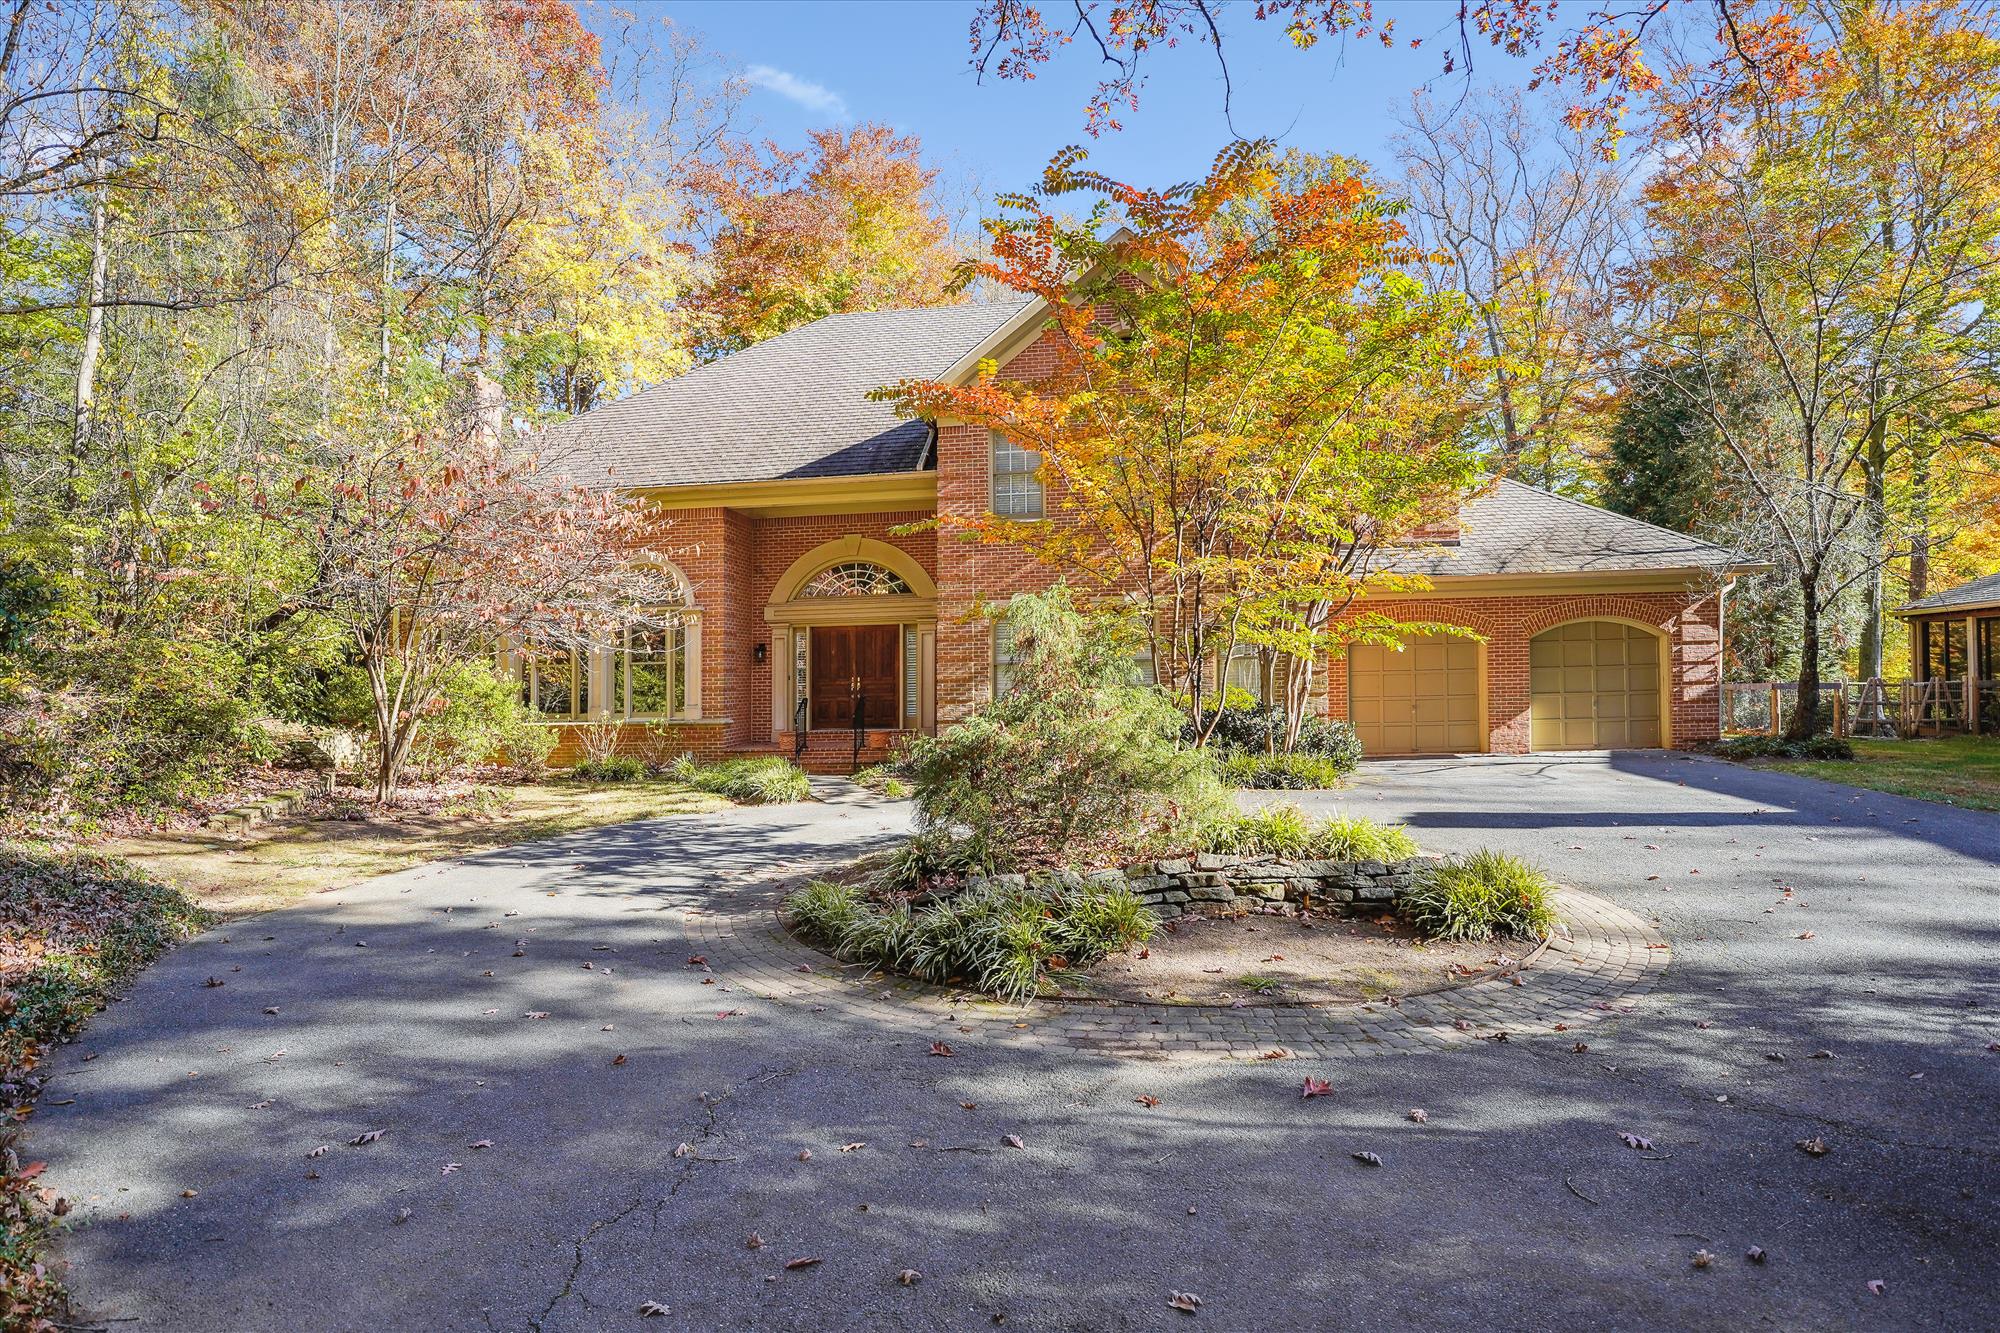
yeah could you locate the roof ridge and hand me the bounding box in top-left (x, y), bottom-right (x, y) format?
top-left (1491, 477), bottom-right (1735, 556)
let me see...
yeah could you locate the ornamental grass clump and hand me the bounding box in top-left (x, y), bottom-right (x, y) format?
top-left (1216, 751), bottom-right (1348, 790)
top-left (1400, 850), bottom-right (1559, 943)
top-left (786, 875), bottom-right (1156, 1004)
top-left (668, 754), bottom-right (811, 804)
top-left (1195, 805), bottom-right (1418, 862)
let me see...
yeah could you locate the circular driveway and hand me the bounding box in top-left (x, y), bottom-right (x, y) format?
top-left (35, 753), bottom-right (2000, 1330)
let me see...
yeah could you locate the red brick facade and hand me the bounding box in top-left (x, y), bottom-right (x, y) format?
top-left (557, 326), bottom-right (1725, 762)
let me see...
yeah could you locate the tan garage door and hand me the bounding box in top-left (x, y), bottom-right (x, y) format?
top-left (1347, 638), bottom-right (1481, 755)
top-left (1529, 620), bottom-right (1664, 750)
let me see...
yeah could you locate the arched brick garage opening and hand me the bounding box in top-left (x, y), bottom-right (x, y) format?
top-left (1528, 618), bottom-right (1670, 750)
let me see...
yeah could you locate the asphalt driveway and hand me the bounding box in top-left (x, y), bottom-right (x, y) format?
top-left (35, 753), bottom-right (2000, 1331)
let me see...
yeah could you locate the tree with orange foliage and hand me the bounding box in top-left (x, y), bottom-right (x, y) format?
top-left (1634, 1), bottom-right (2000, 731)
top-left (879, 141), bottom-right (1483, 744)
top-left (692, 124), bottom-right (965, 356)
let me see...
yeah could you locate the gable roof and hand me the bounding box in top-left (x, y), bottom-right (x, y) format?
top-left (1897, 570), bottom-right (2000, 615)
top-left (539, 300), bottom-right (1036, 489)
top-left (1383, 480), bottom-right (1743, 578)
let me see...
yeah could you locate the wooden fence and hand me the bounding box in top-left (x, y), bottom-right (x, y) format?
top-left (1721, 678), bottom-right (1994, 739)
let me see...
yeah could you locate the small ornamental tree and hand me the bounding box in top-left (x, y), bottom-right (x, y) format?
top-left (276, 375), bottom-right (688, 801)
top-left (879, 141), bottom-right (1483, 746)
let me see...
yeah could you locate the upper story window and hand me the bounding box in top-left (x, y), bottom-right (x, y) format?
top-left (990, 430), bottom-right (1044, 519)
top-left (801, 562), bottom-right (912, 597)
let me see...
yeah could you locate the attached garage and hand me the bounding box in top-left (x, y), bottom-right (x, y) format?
top-left (1529, 620), bottom-right (1665, 750)
top-left (1347, 637), bottom-right (1482, 755)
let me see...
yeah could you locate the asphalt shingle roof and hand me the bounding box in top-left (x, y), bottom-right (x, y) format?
top-left (1384, 479), bottom-right (1742, 577)
top-left (1898, 570), bottom-right (2000, 614)
top-left (540, 301), bottom-right (1035, 488)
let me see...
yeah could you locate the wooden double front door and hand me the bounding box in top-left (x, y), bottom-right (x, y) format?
top-left (809, 625), bottom-right (899, 730)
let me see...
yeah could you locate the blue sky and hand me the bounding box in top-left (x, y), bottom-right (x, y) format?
top-left (626, 1), bottom-right (1543, 202)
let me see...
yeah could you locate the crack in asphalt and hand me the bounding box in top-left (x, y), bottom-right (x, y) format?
top-left (523, 1063), bottom-right (804, 1330)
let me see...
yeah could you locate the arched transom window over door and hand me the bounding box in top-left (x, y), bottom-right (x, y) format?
top-left (800, 562), bottom-right (912, 597)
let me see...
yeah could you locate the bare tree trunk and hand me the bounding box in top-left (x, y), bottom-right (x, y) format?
top-left (69, 185), bottom-right (108, 499)
top-left (1789, 567), bottom-right (1824, 742)
top-left (1857, 411), bottom-right (1888, 680)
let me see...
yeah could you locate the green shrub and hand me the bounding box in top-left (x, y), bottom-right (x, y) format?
top-left (669, 754), bottom-right (812, 804)
top-left (571, 755), bottom-right (646, 782)
top-left (898, 588), bottom-right (1225, 867)
top-left (1400, 850), bottom-right (1558, 943)
top-left (2, 639), bottom-right (275, 815)
top-left (865, 827), bottom-right (996, 895)
top-left (1188, 704), bottom-right (1364, 773)
top-left (1217, 751), bottom-right (1347, 789)
top-left (787, 874), bottom-right (1155, 1003)
top-left (1710, 734), bottom-right (1854, 762)
top-left (322, 658), bottom-right (551, 780)
top-left (1195, 805), bottom-right (1418, 861)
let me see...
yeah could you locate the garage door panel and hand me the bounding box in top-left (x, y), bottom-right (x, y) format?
top-left (1349, 636), bottom-right (1481, 756)
top-left (1529, 621), bottom-right (1665, 750)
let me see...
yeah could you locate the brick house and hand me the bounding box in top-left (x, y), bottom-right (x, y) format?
top-left (531, 299), bottom-right (1747, 769)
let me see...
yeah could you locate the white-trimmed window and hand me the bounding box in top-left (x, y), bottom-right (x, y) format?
top-left (614, 617), bottom-right (689, 718)
top-left (993, 617), bottom-right (1023, 697)
top-left (523, 647), bottom-right (589, 719)
top-left (1223, 647), bottom-right (1272, 704)
top-left (990, 430), bottom-right (1044, 519)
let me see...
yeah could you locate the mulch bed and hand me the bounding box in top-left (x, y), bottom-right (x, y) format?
top-left (1052, 907), bottom-right (1529, 1005)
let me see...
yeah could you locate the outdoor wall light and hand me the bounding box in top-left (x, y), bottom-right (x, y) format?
top-left (753, 642), bottom-right (767, 665)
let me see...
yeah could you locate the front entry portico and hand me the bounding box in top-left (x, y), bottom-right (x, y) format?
top-left (767, 535), bottom-right (938, 747)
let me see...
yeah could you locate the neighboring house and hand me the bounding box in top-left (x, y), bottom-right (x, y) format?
top-left (530, 299), bottom-right (1749, 769)
top-left (1894, 572), bottom-right (2000, 733)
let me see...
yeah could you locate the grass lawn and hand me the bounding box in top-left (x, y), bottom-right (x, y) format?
top-left (94, 778), bottom-right (732, 917)
top-left (1763, 735), bottom-right (2000, 812)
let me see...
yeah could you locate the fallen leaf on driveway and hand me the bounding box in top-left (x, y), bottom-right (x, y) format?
top-left (522, 1011), bottom-right (549, 1020)
top-left (1301, 1077), bottom-right (1333, 1099)
top-left (1002, 1134), bottom-right (1025, 1150)
top-left (469, 1140), bottom-right (492, 1150)
top-left (1168, 1291), bottom-right (1202, 1313)
top-left (928, 1041), bottom-right (955, 1057)
top-left (1746, 1246), bottom-right (1766, 1263)
top-left (1797, 1136), bottom-right (1829, 1156)
top-left (1867, 1279), bottom-right (1885, 1295)
top-left (960, 1101), bottom-right (977, 1110)
top-left (611, 1054), bottom-right (627, 1066)
top-left (306, 1145), bottom-right (328, 1159)
top-left (441, 1163), bottom-right (461, 1175)
top-left (796, 1149), bottom-right (812, 1161)
top-left (1796, 932), bottom-right (1817, 940)
top-left (783, 1257), bottom-right (822, 1270)
top-left (1691, 1249), bottom-right (1714, 1269)
top-left (1618, 1132), bottom-right (1653, 1151)
top-left (1259, 1048), bottom-right (1295, 1060)
top-left (839, 1142), bottom-right (866, 1152)
top-left (180, 1188), bottom-right (198, 1198)
top-left (1135, 1095), bottom-right (1160, 1108)
top-left (1406, 1109), bottom-right (1428, 1123)
top-left (746, 1232), bottom-right (764, 1249)
top-left (638, 1301), bottom-right (671, 1317)
top-left (897, 1268), bottom-right (921, 1286)
top-left (1352, 1151), bottom-right (1383, 1166)
top-left (349, 1129), bottom-right (385, 1146)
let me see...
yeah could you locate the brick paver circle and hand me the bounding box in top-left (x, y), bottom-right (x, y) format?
top-left (683, 860), bottom-right (1669, 1060)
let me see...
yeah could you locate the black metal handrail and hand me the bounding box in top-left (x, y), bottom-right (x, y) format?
top-left (792, 697), bottom-right (808, 758)
top-left (851, 690), bottom-right (866, 773)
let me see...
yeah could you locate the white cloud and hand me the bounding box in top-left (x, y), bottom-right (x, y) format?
top-left (744, 64), bottom-right (849, 120)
